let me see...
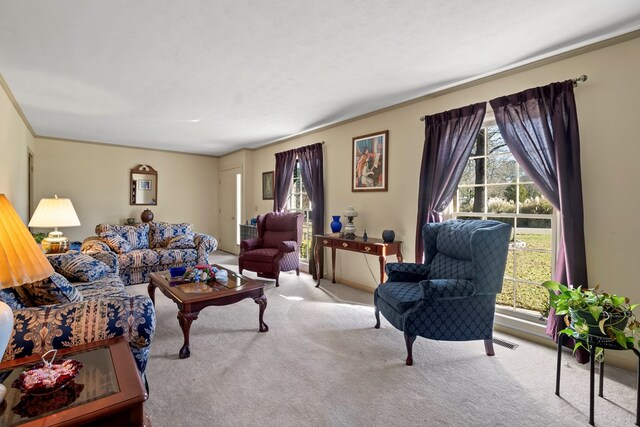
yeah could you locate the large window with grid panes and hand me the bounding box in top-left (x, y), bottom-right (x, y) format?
top-left (285, 161), bottom-right (313, 262)
top-left (452, 123), bottom-right (556, 319)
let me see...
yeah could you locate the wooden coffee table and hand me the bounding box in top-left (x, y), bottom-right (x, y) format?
top-left (148, 266), bottom-right (268, 359)
top-left (0, 337), bottom-right (145, 426)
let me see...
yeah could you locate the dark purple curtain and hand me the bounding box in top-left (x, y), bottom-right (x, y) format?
top-left (415, 102), bottom-right (487, 262)
top-left (296, 143), bottom-right (325, 278)
top-left (273, 149), bottom-right (297, 212)
top-left (489, 80), bottom-right (588, 360)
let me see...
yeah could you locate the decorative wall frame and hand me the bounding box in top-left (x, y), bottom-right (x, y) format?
top-left (352, 130), bottom-right (388, 191)
top-left (262, 171), bottom-right (274, 200)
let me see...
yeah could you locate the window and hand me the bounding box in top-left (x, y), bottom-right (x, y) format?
top-left (452, 124), bottom-right (555, 318)
top-left (286, 161), bottom-right (313, 262)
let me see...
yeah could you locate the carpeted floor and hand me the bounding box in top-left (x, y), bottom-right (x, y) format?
top-left (127, 251), bottom-right (638, 426)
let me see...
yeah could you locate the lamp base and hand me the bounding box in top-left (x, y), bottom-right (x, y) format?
top-left (41, 231), bottom-right (69, 254)
top-left (0, 300), bottom-right (12, 404)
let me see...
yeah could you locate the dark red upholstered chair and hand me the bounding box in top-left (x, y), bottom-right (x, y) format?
top-left (239, 212), bottom-right (303, 287)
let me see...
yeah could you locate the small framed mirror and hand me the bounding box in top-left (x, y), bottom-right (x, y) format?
top-left (130, 164), bottom-right (157, 205)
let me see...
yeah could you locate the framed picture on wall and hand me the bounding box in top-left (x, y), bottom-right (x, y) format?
top-left (352, 130), bottom-right (388, 191)
top-left (262, 171), bottom-right (274, 200)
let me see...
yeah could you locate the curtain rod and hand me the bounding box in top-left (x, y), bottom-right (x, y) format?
top-left (418, 74), bottom-right (588, 122)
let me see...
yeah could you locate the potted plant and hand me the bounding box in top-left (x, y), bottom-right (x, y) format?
top-left (542, 280), bottom-right (640, 358)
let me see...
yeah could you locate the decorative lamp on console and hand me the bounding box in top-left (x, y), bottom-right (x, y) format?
top-left (0, 194), bottom-right (56, 401)
top-left (343, 206), bottom-right (358, 239)
top-left (28, 195), bottom-right (81, 254)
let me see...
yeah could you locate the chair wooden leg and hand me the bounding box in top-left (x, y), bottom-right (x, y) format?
top-left (296, 268), bottom-right (300, 276)
top-left (484, 339), bottom-right (495, 356)
top-left (404, 333), bottom-right (416, 366)
top-left (374, 305), bottom-right (380, 329)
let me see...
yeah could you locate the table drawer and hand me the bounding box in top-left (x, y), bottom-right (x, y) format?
top-left (335, 240), bottom-right (359, 251)
top-left (359, 242), bottom-right (381, 255)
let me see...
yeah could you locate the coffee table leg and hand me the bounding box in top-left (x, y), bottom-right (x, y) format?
top-left (254, 295), bottom-right (269, 332)
top-left (147, 282), bottom-right (156, 306)
top-left (177, 311), bottom-right (199, 359)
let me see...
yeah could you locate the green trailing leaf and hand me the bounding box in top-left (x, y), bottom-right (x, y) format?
top-left (598, 318), bottom-right (607, 335)
top-left (573, 341), bottom-right (586, 354)
top-left (589, 305), bottom-right (603, 321)
top-left (610, 295), bottom-right (625, 306)
top-left (613, 329), bottom-right (628, 348)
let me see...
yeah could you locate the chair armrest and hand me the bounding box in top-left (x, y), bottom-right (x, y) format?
top-left (420, 279), bottom-right (476, 300)
top-left (279, 241), bottom-right (297, 253)
top-left (385, 263), bottom-right (430, 282)
top-left (240, 238), bottom-right (263, 252)
top-left (5, 295), bottom-right (155, 374)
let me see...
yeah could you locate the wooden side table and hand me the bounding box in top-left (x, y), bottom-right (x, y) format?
top-left (555, 333), bottom-right (640, 426)
top-left (313, 234), bottom-right (403, 288)
top-left (0, 337), bottom-right (146, 426)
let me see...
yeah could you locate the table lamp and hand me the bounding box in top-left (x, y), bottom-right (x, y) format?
top-left (28, 195), bottom-right (81, 254)
top-left (343, 206), bottom-right (358, 239)
top-left (0, 194), bottom-right (55, 401)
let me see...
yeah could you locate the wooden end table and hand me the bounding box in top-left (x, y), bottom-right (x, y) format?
top-left (0, 337), bottom-right (145, 427)
top-left (148, 265), bottom-right (268, 359)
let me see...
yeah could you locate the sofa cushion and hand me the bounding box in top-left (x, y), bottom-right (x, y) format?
top-left (240, 247), bottom-right (280, 263)
top-left (118, 249), bottom-right (161, 269)
top-left (166, 234), bottom-right (196, 249)
top-left (154, 248), bottom-right (198, 265)
top-left (99, 231), bottom-right (133, 254)
top-left (95, 223), bottom-right (149, 250)
top-left (22, 273), bottom-right (83, 306)
top-left (48, 252), bottom-right (111, 282)
top-left (376, 282), bottom-right (422, 313)
top-left (74, 273), bottom-right (129, 300)
top-left (149, 222), bottom-right (193, 248)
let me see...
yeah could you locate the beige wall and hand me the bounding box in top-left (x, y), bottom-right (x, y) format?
top-left (32, 138), bottom-right (219, 241)
top-left (0, 79), bottom-right (35, 221)
top-left (233, 36), bottom-right (640, 302)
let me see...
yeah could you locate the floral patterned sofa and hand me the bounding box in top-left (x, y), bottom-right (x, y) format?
top-left (82, 222), bottom-right (218, 286)
top-left (0, 250), bottom-right (155, 376)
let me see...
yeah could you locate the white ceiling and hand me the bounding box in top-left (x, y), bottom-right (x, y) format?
top-left (1, 1), bottom-right (640, 156)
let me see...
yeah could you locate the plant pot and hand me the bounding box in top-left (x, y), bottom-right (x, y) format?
top-left (569, 308), bottom-right (630, 338)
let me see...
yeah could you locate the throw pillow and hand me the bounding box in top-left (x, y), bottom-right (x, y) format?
top-left (22, 273), bottom-right (83, 306)
top-left (149, 222), bottom-right (193, 248)
top-left (166, 234), bottom-right (196, 249)
top-left (95, 223), bottom-right (150, 250)
top-left (99, 231), bottom-right (133, 253)
top-left (48, 251), bottom-right (111, 282)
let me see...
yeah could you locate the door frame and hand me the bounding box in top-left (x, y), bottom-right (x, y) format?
top-left (218, 165), bottom-right (243, 254)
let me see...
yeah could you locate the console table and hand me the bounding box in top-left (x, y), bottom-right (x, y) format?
top-left (313, 234), bottom-right (402, 288)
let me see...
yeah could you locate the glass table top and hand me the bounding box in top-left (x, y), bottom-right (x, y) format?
top-left (164, 267), bottom-right (249, 294)
top-left (0, 345), bottom-right (118, 426)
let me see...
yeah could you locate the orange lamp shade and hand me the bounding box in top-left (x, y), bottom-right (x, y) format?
top-left (0, 194), bottom-right (54, 288)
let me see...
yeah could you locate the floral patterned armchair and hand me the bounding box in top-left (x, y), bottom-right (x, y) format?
top-left (374, 219), bottom-right (511, 365)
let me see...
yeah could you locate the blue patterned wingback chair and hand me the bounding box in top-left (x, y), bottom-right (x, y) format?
top-left (374, 219), bottom-right (511, 365)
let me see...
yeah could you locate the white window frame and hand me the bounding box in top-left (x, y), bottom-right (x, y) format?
top-left (450, 123), bottom-right (557, 321)
top-left (285, 161), bottom-right (313, 263)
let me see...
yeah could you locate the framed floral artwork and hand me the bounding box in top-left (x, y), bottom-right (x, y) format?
top-left (262, 171), bottom-right (274, 200)
top-left (352, 130), bottom-right (388, 191)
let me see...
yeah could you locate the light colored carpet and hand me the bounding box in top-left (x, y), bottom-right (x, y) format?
top-left (127, 252), bottom-right (638, 426)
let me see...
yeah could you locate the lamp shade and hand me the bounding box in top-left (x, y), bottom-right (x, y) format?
top-left (0, 194), bottom-right (54, 288)
top-left (28, 196), bottom-right (80, 228)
